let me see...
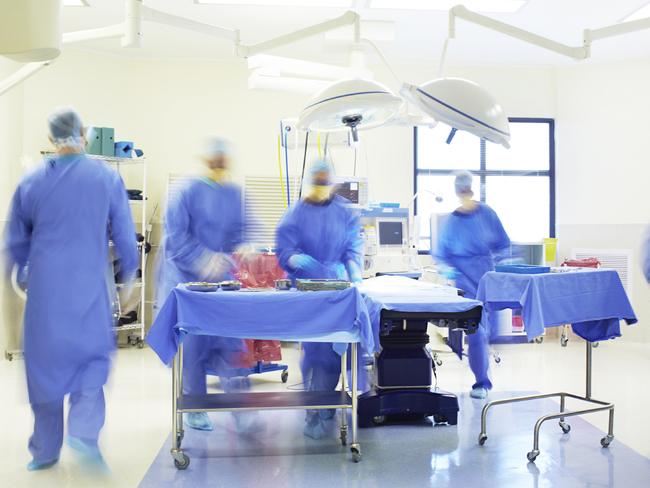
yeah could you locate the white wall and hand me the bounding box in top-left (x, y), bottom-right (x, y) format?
top-left (0, 58), bottom-right (26, 357)
top-left (555, 59), bottom-right (650, 341)
top-left (2, 47), bottom-right (648, 343)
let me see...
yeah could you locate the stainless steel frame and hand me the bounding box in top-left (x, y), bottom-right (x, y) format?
top-left (170, 341), bottom-right (361, 469)
top-left (478, 341), bottom-right (614, 462)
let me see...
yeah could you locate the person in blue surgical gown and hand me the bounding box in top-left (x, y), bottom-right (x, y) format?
top-left (3, 108), bottom-right (139, 471)
top-left (156, 138), bottom-right (259, 433)
top-left (276, 159), bottom-right (363, 439)
top-left (435, 171), bottom-right (512, 400)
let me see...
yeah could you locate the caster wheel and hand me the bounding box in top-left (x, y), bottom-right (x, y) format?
top-left (433, 415), bottom-right (447, 424)
top-left (372, 415), bottom-right (386, 425)
top-left (494, 356), bottom-right (501, 364)
top-left (351, 446), bottom-right (362, 463)
top-left (527, 450), bottom-right (539, 463)
top-left (281, 370), bottom-right (289, 383)
top-left (561, 338), bottom-right (568, 347)
top-left (534, 336), bottom-right (544, 344)
top-left (174, 453), bottom-right (190, 470)
top-left (559, 421), bottom-right (571, 434)
top-left (435, 359), bottom-right (443, 367)
top-left (592, 342), bottom-right (599, 349)
top-left (478, 434), bottom-right (488, 446)
top-left (138, 341), bottom-right (144, 349)
top-left (601, 435), bottom-right (614, 448)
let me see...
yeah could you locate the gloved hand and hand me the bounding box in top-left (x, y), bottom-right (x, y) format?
top-left (200, 253), bottom-right (235, 281)
top-left (439, 266), bottom-right (457, 281)
top-left (346, 260), bottom-right (363, 284)
top-left (288, 254), bottom-right (320, 273)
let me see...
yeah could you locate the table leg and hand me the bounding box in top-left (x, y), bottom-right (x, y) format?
top-left (350, 343), bottom-right (361, 462)
top-left (340, 349), bottom-right (348, 446)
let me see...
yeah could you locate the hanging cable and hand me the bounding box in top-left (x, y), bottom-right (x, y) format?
top-left (360, 38), bottom-right (402, 88)
top-left (353, 146), bottom-right (358, 176)
top-left (298, 131), bottom-right (309, 199)
top-left (283, 128), bottom-right (291, 207)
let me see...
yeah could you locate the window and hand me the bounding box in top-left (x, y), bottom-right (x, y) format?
top-left (414, 118), bottom-right (555, 252)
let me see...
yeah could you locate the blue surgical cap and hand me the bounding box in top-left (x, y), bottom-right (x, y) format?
top-left (201, 137), bottom-right (232, 159)
top-left (454, 170), bottom-right (473, 195)
top-left (48, 108), bottom-right (84, 147)
top-left (309, 159), bottom-right (333, 177)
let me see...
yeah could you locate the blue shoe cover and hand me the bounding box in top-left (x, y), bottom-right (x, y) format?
top-left (185, 412), bottom-right (214, 431)
top-left (66, 436), bottom-right (107, 471)
top-left (470, 387), bottom-right (488, 399)
top-left (304, 416), bottom-right (326, 440)
top-left (27, 458), bottom-right (58, 471)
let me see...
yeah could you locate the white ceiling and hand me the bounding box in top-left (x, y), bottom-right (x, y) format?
top-left (61, 0), bottom-right (650, 66)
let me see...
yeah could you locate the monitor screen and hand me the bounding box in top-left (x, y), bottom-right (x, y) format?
top-left (378, 221), bottom-right (403, 246)
top-left (333, 182), bottom-right (360, 204)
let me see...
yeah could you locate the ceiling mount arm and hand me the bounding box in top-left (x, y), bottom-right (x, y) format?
top-left (449, 5), bottom-right (588, 60)
top-left (237, 11), bottom-right (360, 58)
top-left (0, 61), bottom-right (51, 97)
top-left (583, 16), bottom-right (650, 55)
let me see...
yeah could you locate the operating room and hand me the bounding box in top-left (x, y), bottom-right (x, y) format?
top-left (1, 0), bottom-right (650, 487)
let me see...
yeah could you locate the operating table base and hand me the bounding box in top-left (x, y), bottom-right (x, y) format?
top-left (358, 387), bottom-right (459, 428)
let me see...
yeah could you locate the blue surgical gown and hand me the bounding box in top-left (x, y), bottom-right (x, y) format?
top-left (276, 196), bottom-right (363, 392)
top-left (4, 155), bottom-right (139, 405)
top-left (156, 177), bottom-right (245, 393)
top-left (435, 203), bottom-right (510, 390)
top-left (435, 203), bottom-right (511, 299)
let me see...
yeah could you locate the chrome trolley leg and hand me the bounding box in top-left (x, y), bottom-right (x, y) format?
top-left (350, 343), bottom-right (361, 462)
top-left (339, 349), bottom-right (348, 446)
top-left (171, 343), bottom-right (189, 470)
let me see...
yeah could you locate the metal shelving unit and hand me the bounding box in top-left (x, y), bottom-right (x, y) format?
top-left (101, 156), bottom-right (148, 348)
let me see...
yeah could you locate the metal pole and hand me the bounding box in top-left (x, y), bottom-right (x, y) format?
top-left (171, 351), bottom-right (179, 451)
top-left (340, 349), bottom-right (348, 444)
top-left (351, 343), bottom-right (358, 445)
top-left (586, 341), bottom-right (592, 400)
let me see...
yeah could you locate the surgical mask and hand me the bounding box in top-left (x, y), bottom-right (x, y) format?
top-left (308, 184), bottom-right (332, 202)
top-left (209, 168), bottom-right (229, 183)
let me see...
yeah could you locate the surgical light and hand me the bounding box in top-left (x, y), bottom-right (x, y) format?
top-left (0, 0), bottom-right (62, 62)
top-left (401, 78), bottom-right (510, 148)
top-left (298, 78), bottom-right (403, 139)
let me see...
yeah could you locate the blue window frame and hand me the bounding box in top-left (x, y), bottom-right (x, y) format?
top-left (414, 118), bottom-right (556, 252)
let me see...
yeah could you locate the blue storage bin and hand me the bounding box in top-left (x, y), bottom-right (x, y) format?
top-left (495, 264), bottom-right (551, 274)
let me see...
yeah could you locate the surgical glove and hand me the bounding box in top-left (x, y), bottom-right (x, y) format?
top-left (288, 254), bottom-right (320, 272)
top-left (200, 253), bottom-right (235, 281)
top-left (346, 260), bottom-right (363, 284)
top-left (439, 266), bottom-right (457, 281)
top-left (185, 412), bottom-right (214, 431)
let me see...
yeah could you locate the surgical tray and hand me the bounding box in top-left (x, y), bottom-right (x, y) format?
top-left (186, 282), bottom-right (219, 292)
top-left (296, 279), bottom-right (350, 291)
top-left (495, 264), bottom-right (550, 274)
top-left (219, 280), bottom-right (242, 291)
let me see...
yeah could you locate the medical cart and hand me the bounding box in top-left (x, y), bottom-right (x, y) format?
top-left (475, 269), bottom-right (637, 462)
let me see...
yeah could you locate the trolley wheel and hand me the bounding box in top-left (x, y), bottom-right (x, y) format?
top-left (433, 415), bottom-right (447, 425)
top-left (561, 337), bottom-right (569, 347)
top-left (559, 421), bottom-right (571, 434)
top-left (281, 370), bottom-right (289, 383)
top-left (138, 341), bottom-right (144, 349)
top-left (601, 435), bottom-right (614, 448)
top-left (592, 342), bottom-right (599, 349)
top-left (478, 434), bottom-right (488, 446)
top-left (351, 446), bottom-right (362, 463)
top-left (494, 355), bottom-right (501, 364)
top-left (372, 415), bottom-right (386, 425)
top-left (534, 336), bottom-right (544, 344)
top-left (527, 450), bottom-right (540, 463)
top-left (174, 453), bottom-right (190, 470)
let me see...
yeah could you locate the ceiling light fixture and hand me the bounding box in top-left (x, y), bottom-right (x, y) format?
top-left (195, 0), bottom-right (352, 7)
top-left (370, 0), bottom-right (527, 14)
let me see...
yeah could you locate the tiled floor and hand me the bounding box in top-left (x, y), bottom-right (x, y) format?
top-left (1, 336), bottom-right (649, 487)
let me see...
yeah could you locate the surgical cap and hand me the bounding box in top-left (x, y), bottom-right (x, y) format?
top-left (309, 159), bottom-right (333, 178)
top-left (454, 170), bottom-right (473, 195)
top-left (201, 137), bottom-right (232, 159)
top-left (48, 108), bottom-right (84, 148)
